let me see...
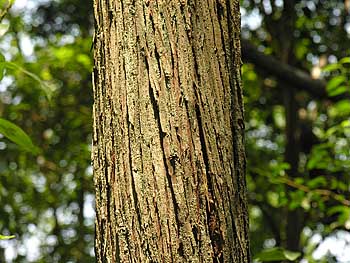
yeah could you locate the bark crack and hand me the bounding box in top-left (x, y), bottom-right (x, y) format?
top-left (148, 81), bottom-right (181, 236)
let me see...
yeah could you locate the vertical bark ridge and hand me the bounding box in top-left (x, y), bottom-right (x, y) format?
top-left (93, 0), bottom-right (250, 262)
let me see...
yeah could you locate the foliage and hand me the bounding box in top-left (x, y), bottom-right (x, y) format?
top-left (254, 247), bottom-right (301, 262)
top-left (0, 235), bottom-right (15, 240)
top-left (242, 0), bottom-right (350, 262)
top-left (0, 118), bottom-right (38, 154)
top-left (0, 0), bottom-right (93, 262)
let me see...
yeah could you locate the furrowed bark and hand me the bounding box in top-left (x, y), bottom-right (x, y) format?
top-left (92, 1), bottom-right (250, 262)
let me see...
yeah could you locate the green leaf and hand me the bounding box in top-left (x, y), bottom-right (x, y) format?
top-left (326, 76), bottom-right (347, 95)
top-left (328, 85), bottom-right (348, 97)
top-left (327, 205), bottom-right (349, 216)
top-left (0, 118), bottom-right (39, 154)
top-left (329, 100), bottom-right (350, 118)
top-left (322, 63), bottom-right (341, 72)
top-left (0, 51), bottom-right (6, 80)
top-left (0, 0), bottom-right (14, 5)
top-left (340, 57), bottom-right (350, 65)
top-left (307, 176), bottom-right (327, 188)
top-left (254, 247), bottom-right (301, 262)
top-left (0, 234), bottom-right (15, 240)
top-left (307, 149), bottom-right (329, 170)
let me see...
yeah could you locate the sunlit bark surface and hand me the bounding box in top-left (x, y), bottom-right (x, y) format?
top-left (93, 0), bottom-right (250, 262)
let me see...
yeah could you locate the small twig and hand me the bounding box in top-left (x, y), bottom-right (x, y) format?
top-left (4, 62), bottom-right (56, 100)
top-left (279, 176), bottom-right (350, 207)
top-left (251, 169), bottom-right (350, 207)
top-left (0, 0), bottom-right (13, 24)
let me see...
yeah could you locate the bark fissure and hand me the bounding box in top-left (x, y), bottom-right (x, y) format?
top-left (148, 82), bottom-right (181, 235)
top-left (127, 121), bottom-right (142, 232)
top-left (195, 101), bottom-right (223, 261)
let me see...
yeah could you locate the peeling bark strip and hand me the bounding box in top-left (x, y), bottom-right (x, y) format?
top-left (92, 0), bottom-right (250, 262)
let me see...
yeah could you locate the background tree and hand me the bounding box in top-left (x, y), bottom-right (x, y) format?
top-left (92, 0), bottom-right (250, 262)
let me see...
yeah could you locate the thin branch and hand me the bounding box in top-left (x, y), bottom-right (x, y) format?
top-left (279, 176), bottom-right (350, 207)
top-left (252, 169), bottom-right (350, 206)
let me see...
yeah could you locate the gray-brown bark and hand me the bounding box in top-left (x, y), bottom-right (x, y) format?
top-left (92, 1), bottom-right (250, 262)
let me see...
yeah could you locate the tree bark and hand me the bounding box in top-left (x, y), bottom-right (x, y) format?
top-left (92, 1), bottom-right (250, 262)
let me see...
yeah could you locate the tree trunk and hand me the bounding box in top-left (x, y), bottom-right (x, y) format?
top-left (92, 1), bottom-right (250, 262)
top-left (278, 0), bottom-right (304, 252)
